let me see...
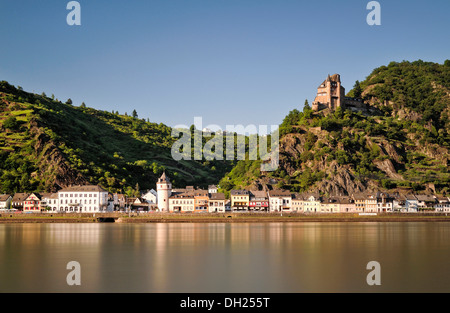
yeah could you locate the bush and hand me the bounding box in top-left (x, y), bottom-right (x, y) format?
top-left (3, 116), bottom-right (19, 130)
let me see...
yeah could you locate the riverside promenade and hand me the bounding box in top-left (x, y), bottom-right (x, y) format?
top-left (1, 212), bottom-right (450, 223)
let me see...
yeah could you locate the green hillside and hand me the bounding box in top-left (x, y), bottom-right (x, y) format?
top-left (0, 81), bottom-right (233, 195)
top-left (219, 60), bottom-right (450, 196)
top-left (2, 60), bottom-right (449, 197)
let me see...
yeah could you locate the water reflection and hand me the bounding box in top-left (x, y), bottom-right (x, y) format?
top-left (0, 222), bottom-right (449, 293)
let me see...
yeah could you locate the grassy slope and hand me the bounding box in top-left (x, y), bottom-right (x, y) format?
top-left (0, 81), bottom-right (233, 194)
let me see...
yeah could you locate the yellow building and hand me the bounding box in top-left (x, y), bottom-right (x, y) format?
top-left (230, 190), bottom-right (249, 211)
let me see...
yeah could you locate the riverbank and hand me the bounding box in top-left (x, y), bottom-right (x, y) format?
top-left (1, 212), bottom-right (450, 223)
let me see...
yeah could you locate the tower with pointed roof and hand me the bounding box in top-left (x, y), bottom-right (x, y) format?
top-left (157, 172), bottom-right (172, 212)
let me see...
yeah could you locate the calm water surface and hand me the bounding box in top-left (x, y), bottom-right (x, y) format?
top-left (0, 222), bottom-right (449, 293)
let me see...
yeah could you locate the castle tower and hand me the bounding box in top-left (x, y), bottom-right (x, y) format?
top-left (312, 73), bottom-right (346, 111)
top-left (157, 172), bottom-right (172, 212)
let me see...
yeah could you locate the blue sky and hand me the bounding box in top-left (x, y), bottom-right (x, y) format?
top-left (0, 0), bottom-right (449, 133)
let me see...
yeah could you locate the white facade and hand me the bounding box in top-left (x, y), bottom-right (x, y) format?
top-left (41, 193), bottom-right (59, 211)
top-left (142, 189), bottom-right (158, 204)
top-left (0, 195), bottom-right (12, 209)
top-left (55, 185), bottom-right (109, 213)
top-left (157, 173), bottom-right (172, 212)
top-left (302, 195), bottom-right (321, 213)
top-left (208, 193), bottom-right (225, 212)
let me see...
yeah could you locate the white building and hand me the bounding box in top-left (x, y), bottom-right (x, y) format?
top-left (302, 193), bottom-right (321, 213)
top-left (0, 194), bottom-right (12, 210)
top-left (142, 189), bottom-right (158, 204)
top-left (435, 196), bottom-right (450, 212)
top-left (208, 192), bottom-right (225, 213)
top-left (169, 192), bottom-right (195, 213)
top-left (41, 193), bottom-right (59, 211)
top-left (405, 195), bottom-right (419, 212)
top-left (208, 185), bottom-right (218, 194)
top-left (376, 192), bottom-right (393, 213)
top-left (268, 189), bottom-right (292, 212)
top-left (56, 185), bottom-right (109, 213)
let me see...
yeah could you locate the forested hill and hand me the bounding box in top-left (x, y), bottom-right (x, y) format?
top-left (219, 60), bottom-right (450, 196)
top-left (2, 60), bottom-right (449, 197)
top-left (0, 81), bottom-right (233, 195)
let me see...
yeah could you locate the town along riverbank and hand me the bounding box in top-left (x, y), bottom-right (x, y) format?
top-left (1, 212), bottom-right (450, 223)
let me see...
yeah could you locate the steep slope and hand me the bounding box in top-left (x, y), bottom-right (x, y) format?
top-left (0, 81), bottom-right (233, 194)
top-left (219, 60), bottom-right (450, 196)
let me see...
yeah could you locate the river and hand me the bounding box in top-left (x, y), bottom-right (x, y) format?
top-left (0, 222), bottom-right (449, 293)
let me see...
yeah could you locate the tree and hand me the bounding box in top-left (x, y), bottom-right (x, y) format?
top-left (80, 102), bottom-right (86, 108)
top-left (353, 80), bottom-right (363, 99)
top-left (134, 183), bottom-right (140, 197)
top-left (132, 109), bottom-right (138, 119)
top-left (303, 99), bottom-right (311, 112)
top-left (3, 116), bottom-right (19, 130)
top-left (66, 98), bottom-right (73, 105)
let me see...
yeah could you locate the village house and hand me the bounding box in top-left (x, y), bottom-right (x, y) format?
top-left (249, 190), bottom-right (269, 211)
top-left (11, 193), bottom-right (29, 210)
top-left (302, 193), bottom-right (321, 213)
top-left (415, 194), bottom-right (436, 210)
top-left (364, 193), bottom-right (378, 213)
top-left (352, 194), bottom-right (366, 213)
top-left (208, 185), bottom-right (218, 194)
top-left (0, 194), bottom-right (12, 210)
top-left (291, 193), bottom-right (303, 212)
top-left (320, 197), bottom-right (340, 213)
top-left (194, 189), bottom-right (209, 213)
top-left (230, 190), bottom-right (250, 212)
top-left (168, 191), bottom-right (195, 212)
top-left (39, 193), bottom-right (58, 211)
top-left (131, 197), bottom-right (150, 211)
top-left (141, 189), bottom-right (157, 204)
top-left (268, 189), bottom-right (292, 212)
top-left (23, 193), bottom-right (42, 212)
top-left (405, 195), bottom-right (419, 212)
top-left (208, 192), bottom-right (226, 213)
top-left (337, 196), bottom-right (356, 213)
top-left (376, 192), bottom-right (394, 213)
top-left (392, 194), bottom-right (407, 212)
top-left (435, 196), bottom-right (450, 212)
top-left (113, 193), bottom-right (126, 210)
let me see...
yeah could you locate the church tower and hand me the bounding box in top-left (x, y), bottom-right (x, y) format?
top-left (157, 172), bottom-right (172, 212)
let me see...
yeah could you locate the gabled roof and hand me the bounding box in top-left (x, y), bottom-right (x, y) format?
top-left (0, 194), bottom-right (12, 201)
top-left (268, 189), bottom-right (291, 197)
top-left (25, 193), bottom-right (42, 200)
top-left (250, 190), bottom-right (268, 199)
top-left (170, 191), bottom-right (194, 199)
top-left (12, 193), bottom-right (29, 202)
top-left (415, 194), bottom-right (436, 202)
top-left (230, 189), bottom-right (249, 196)
top-left (59, 185), bottom-right (107, 193)
top-left (209, 193), bottom-right (225, 200)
